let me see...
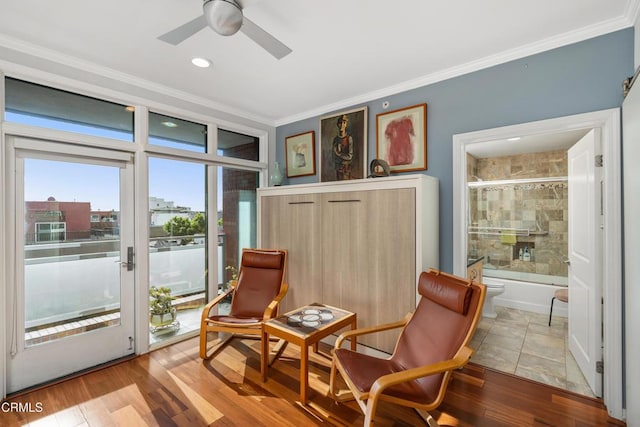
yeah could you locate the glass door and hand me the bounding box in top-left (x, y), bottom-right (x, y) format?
top-left (5, 136), bottom-right (135, 393)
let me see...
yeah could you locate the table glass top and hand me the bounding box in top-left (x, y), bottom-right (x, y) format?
top-left (268, 303), bottom-right (353, 334)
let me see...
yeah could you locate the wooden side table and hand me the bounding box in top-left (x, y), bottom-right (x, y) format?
top-left (261, 303), bottom-right (357, 404)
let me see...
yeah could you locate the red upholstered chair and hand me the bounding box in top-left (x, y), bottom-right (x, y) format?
top-left (200, 248), bottom-right (288, 360)
top-left (329, 269), bottom-right (486, 427)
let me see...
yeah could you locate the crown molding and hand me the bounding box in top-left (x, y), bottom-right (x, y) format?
top-left (0, 0), bottom-right (637, 131)
top-left (275, 12), bottom-right (635, 127)
top-left (0, 33), bottom-right (274, 127)
top-left (625, 0), bottom-right (640, 26)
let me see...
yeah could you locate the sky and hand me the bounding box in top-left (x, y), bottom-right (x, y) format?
top-left (10, 112), bottom-right (215, 212)
top-left (25, 158), bottom-right (208, 213)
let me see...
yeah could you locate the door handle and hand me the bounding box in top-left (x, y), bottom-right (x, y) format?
top-left (562, 258), bottom-right (571, 265)
top-left (115, 247), bottom-right (135, 271)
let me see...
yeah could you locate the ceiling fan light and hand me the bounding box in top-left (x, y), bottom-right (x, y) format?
top-left (203, 0), bottom-right (243, 36)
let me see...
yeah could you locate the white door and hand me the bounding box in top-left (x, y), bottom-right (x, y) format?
top-left (567, 129), bottom-right (602, 396)
top-left (623, 78), bottom-right (640, 425)
top-left (5, 136), bottom-right (135, 393)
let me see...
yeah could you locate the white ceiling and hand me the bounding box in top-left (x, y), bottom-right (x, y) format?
top-left (466, 128), bottom-right (590, 158)
top-left (0, 0), bottom-right (637, 126)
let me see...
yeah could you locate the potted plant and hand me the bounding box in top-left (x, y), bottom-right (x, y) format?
top-left (224, 265), bottom-right (238, 291)
top-left (149, 286), bottom-right (176, 327)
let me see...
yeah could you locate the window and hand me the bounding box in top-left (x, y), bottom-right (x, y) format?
top-left (35, 222), bottom-right (66, 242)
top-left (218, 128), bottom-right (259, 161)
top-left (149, 111), bottom-right (207, 153)
top-left (218, 167), bottom-right (258, 286)
top-left (4, 78), bottom-right (134, 141)
top-left (148, 158), bottom-right (207, 346)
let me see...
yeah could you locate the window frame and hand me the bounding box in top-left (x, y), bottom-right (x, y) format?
top-left (0, 72), bottom-right (272, 392)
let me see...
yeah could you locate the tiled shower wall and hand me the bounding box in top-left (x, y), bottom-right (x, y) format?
top-left (467, 150), bottom-right (568, 278)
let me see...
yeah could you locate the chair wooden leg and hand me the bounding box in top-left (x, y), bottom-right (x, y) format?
top-left (199, 326), bottom-right (209, 359)
top-left (416, 409), bottom-right (440, 427)
top-left (200, 332), bottom-right (234, 360)
top-left (329, 360), bottom-right (338, 398)
top-left (363, 398), bottom-right (379, 427)
top-left (548, 296), bottom-right (556, 326)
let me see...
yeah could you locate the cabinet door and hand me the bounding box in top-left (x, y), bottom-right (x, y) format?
top-left (322, 189), bottom-right (415, 353)
top-left (260, 193), bottom-right (323, 314)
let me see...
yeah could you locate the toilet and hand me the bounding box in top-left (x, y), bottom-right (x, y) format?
top-left (482, 279), bottom-right (505, 318)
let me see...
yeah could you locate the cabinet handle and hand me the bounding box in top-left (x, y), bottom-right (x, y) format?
top-left (327, 199), bottom-right (361, 203)
top-left (288, 201), bottom-right (315, 205)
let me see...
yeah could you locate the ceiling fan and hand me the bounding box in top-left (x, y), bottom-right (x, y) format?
top-left (158, 0), bottom-right (292, 59)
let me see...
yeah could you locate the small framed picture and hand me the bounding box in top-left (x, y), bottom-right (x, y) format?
top-left (376, 103), bottom-right (427, 173)
top-left (285, 131), bottom-right (316, 178)
top-left (319, 107), bottom-right (368, 182)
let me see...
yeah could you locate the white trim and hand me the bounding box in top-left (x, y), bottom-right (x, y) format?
top-left (0, 8), bottom-right (634, 129)
top-left (0, 70), bottom-right (6, 399)
top-left (0, 62), bottom-right (273, 142)
top-left (144, 143), bottom-right (267, 170)
top-left (13, 138), bottom-right (133, 165)
top-left (134, 106), bottom-right (150, 355)
top-left (452, 108), bottom-right (623, 421)
top-left (2, 122), bottom-right (137, 153)
top-left (257, 173), bottom-right (433, 196)
top-left (275, 19), bottom-right (634, 126)
top-left (0, 78), bottom-right (271, 389)
top-left (207, 162), bottom-right (218, 312)
top-left (0, 34), bottom-right (272, 126)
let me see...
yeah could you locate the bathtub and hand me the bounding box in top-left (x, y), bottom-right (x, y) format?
top-left (482, 270), bottom-right (568, 317)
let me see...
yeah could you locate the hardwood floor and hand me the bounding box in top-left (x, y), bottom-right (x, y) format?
top-left (2, 336), bottom-right (625, 426)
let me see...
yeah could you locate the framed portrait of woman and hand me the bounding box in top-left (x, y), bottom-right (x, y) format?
top-left (319, 106), bottom-right (367, 182)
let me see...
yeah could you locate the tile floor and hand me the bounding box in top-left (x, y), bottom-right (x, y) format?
top-left (470, 306), bottom-right (596, 398)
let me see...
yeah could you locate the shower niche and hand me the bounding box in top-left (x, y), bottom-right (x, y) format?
top-left (513, 241), bottom-right (535, 261)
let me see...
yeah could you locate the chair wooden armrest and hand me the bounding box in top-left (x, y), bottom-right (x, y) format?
top-left (369, 346), bottom-right (474, 399)
top-left (358, 346), bottom-right (474, 426)
top-left (263, 282), bottom-right (289, 320)
top-left (201, 286), bottom-right (235, 322)
top-left (200, 249), bottom-right (288, 361)
top-left (334, 313), bottom-right (412, 349)
top-left (330, 270), bottom-right (486, 426)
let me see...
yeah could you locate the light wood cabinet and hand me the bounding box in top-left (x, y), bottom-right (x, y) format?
top-left (260, 192), bottom-right (323, 314)
top-left (258, 175), bottom-right (438, 353)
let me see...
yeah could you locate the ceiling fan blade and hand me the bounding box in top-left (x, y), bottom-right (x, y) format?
top-left (240, 16), bottom-right (292, 59)
top-left (158, 15), bottom-right (208, 45)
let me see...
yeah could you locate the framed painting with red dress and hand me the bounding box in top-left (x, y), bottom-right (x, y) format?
top-left (376, 103), bottom-right (427, 173)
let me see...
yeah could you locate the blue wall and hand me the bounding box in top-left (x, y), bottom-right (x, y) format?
top-left (276, 28), bottom-right (634, 273)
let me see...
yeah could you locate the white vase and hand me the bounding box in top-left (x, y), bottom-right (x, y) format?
top-left (271, 162), bottom-right (283, 186)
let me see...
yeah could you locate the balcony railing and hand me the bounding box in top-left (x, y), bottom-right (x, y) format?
top-left (25, 238), bottom-right (212, 330)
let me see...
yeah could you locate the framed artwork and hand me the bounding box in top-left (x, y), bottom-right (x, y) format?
top-left (285, 130), bottom-right (316, 178)
top-left (376, 103), bottom-right (427, 173)
top-left (319, 106), bottom-right (368, 182)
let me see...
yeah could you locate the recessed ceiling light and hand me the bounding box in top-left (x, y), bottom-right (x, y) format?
top-left (191, 57), bottom-right (211, 68)
top-left (162, 121), bottom-right (178, 128)
top-left (507, 137), bottom-right (521, 141)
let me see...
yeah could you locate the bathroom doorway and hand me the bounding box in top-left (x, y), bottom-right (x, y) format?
top-left (452, 109), bottom-right (623, 416)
